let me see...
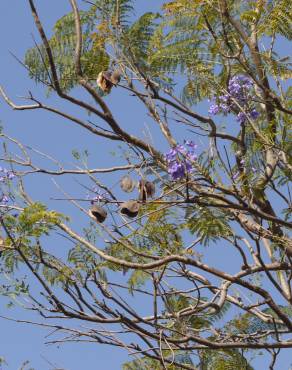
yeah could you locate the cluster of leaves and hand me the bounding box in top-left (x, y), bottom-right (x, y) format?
top-left (225, 305), bottom-right (292, 335)
top-left (199, 349), bottom-right (253, 370)
top-left (2, 0), bottom-right (291, 369)
top-left (3, 203), bottom-right (64, 237)
top-left (1, 203), bottom-right (65, 272)
top-left (123, 354), bottom-right (194, 370)
top-left (24, 0), bottom-right (292, 104)
top-left (25, 7), bottom-right (109, 92)
top-left (186, 206), bottom-right (233, 246)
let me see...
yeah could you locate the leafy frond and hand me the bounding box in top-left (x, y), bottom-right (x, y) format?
top-left (24, 10), bottom-right (110, 92)
top-left (122, 12), bottom-right (160, 70)
top-left (186, 207), bottom-right (232, 246)
top-left (199, 349), bottom-right (253, 370)
top-left (93, 0), bottom-right (134, 28)
top-left (258, 0), bottom-right (292, 39)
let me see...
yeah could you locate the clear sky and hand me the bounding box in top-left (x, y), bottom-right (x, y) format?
top-left (0, 1), bottom-right (165, 369)
top-left (0, 1), bottom-right (291, 370)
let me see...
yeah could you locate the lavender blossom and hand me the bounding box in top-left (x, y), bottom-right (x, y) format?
top-left (208, 74), bottom-right (258, 123)
top-left (0, 167), bottom-right (15, 180)
top-left (1, 195), bottom-right (9, 204)
top-left (208, 104), bottom-right (220, 115)
top-left (249, 109), bottom-right (259, 120)
top-left (165, 148), bottom-right (178, 162)
top-left (165, 142), bottom-right (198, 180)
top-left (168, 162), bottom-right (185, 180)
top-left (236, 112), bottom-right (247, 124)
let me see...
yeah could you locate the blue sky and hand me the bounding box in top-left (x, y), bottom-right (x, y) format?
top-left (0, 1), bottom-right (166, 369)
top-left (0, 1), bottom-right (291, 369)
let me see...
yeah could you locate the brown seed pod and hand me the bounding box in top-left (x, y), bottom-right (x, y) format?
top-left (89, 204), bottom-right (107, 223)
top-left (120, 200), bottom-right (140, 218)
top-left (0, 236), bottom-right (4, 257)
top-left (96, 71), bottom-right (113, 93)
top-left (138, 180), bottom-right (155, 202)
top-left (120, 175), bottom-right (135, 193)
top-left (111, 69), bottom-right (121, 85)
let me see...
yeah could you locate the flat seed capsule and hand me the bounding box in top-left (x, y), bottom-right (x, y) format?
top-left (120, 175), bottom-right (135, 193)
top-left (120, 200), bottom-right (140, 218)
top-left (89, 204), bottom-right (107, 223)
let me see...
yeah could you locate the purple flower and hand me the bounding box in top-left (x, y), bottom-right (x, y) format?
top-left (165, 142), bottom-right (198, 180)
top-left (220, 103), bottom-right (231, 114)
top-left (0, 167), bottom-right (16, 180)
top-left (184, 140), bottom-right (197, 149)
top-left (168, 162), bottom-right (185, 180)
top-left (92, 195), bottom-right (103, 201)
top-left (185, 160), bottom-right (194, 173)
top-left (86, 187), bottom-right (108, 202)
top-left (165, 148), bottom-right (178, 162)
top-left (229, 75), bottom-right (253, 89)
top-left (219, 94), bottom-right (230, 103)
top-left (208, 74), bottom-right (257, 124)
top-left (92, 189), bottom-right (108, 201)
top-left (7, 171), bottom-right (15, 180)
top-left (176, 144), bottom-right (187, 154)
top-left (229, 82), bottom-right (241, 95)
top-left (208, 104), bottom-right (220, 115)
top-left (1, 195), bottom-right (9, 204)
top-left (236, 112), bottom-right (247, 124)
top-left (228, 75), bottom-right (253, 106)
top-left (249, 109), bottom-right (259, 120)
top-left (186, 151), bottom-right (197, 161)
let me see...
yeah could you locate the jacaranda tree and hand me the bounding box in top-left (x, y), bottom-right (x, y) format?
top-left (0, 0), bottom-right (291, 369)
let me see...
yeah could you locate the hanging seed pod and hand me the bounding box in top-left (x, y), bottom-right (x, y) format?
top-left (96, 71), bottom-right (113, 93)
top-left (111, 69), bottom-right (121, 85)
top-left (120, 200), bottom-right (140, 218)
top-left (89, 204), bottom-right (107, 223)
top-left (0, 237), bottom-right (3, 256)
top-left (120, 175), bottom-right (135, 193)
top-left (138, 180), bottom-right (155, 202)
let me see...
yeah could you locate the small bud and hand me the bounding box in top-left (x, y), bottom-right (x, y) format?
top-left (89, 205), bottom-right (107, 223)
top-left (120, 200), bottom-right (140, 218)
top-left (120, 175), bottom-right (135, 193)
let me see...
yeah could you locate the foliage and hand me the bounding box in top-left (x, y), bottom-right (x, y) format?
top-left (0, 0), bottom-right (291, 369)
top-left (25, 8), bottom-right (109, 92)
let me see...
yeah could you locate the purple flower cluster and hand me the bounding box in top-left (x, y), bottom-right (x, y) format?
top-left (0, 194), bottom-right (9, 204)
top-left (165, 140), bottom-right (197, 181)
top-left (86, 186), bottom-right (109, 202)
top-left (0, 167), bottom-right (15, 182)
top-left (0, 167), bottom-right (15, 205)
top-left (208, 75), bottom-right (259, 124)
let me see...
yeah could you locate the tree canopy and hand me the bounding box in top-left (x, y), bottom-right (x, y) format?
top-left (0, 0), bottom-right (291, 369)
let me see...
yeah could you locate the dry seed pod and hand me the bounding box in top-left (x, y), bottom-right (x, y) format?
top-left (120, 175), bottom-right (135, 193)
top-left (0, 236), bottom-right (4, 257)
top-left (89, 204), bottom-right (107, 223)
top-left (96, 71), bottom-right (113, 93)
top-left (111, 69), bottom-right (121, 85)
top-left (138, 180), bottom-right (155, 202)
top-left (120, 200), bottom-right (140, 218)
